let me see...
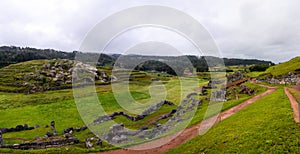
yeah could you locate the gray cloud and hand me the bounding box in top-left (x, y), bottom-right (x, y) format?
top-left (0, 0), bottom-right (299, 63)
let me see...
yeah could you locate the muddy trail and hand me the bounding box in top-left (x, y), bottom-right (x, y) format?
top-left (284, 87), bottom-right (300, 122)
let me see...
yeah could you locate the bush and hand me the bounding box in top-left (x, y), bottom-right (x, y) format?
top-left (249, 64), bottom-right (269, 72)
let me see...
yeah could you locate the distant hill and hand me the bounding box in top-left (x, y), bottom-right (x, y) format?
top-left (0, 46), bottom-right (273, 70)
top-left (0, 46), bottom-right (114, 68)
top-left (0, 46), bottom-right (73, 67)
top-left (262, 56), bottom-right (300, 77)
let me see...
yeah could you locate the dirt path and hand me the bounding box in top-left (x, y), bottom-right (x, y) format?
top-left (99, 85), bottom-right (277, 154)
top-left (284, 87), bottom-right (300, 123)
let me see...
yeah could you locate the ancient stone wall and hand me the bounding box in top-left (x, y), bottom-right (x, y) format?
top-left (0, 138), bottom-right (79, 150)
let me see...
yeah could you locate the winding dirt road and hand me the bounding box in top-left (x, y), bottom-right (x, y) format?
top-left (99, 84), bottom-right (277, 154)
top-left (284, 87), bottom-right (300, 122)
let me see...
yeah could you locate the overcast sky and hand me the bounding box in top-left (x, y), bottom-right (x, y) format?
top-left (0, 0), bottom-right (300, 63)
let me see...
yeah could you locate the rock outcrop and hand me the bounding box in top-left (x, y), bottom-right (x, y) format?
top-left (17, 59), bottom-right (110, 93)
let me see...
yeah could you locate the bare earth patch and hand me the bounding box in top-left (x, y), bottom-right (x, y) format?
top-left (284, 87), bottom-right (300, 123)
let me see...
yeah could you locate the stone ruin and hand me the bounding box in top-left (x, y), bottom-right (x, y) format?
top-left (225, 83), bottom-right (257, 101)
top-left (203, 80), bottom-right (217, 89)
top-left (210, 90), bottom-right (226, 102)
top-left (63, 126), bottom-right (88, 134)
top-left (227, 71), bottom-right (247, 83)
top-left (85, 138), bottom-right (93, 148)
top-left (198, 75), bottom-right (257, 101)
top-left (0, 138), bottom-right (79, 150)
top-left (96, 92), bottom-right (201, 144)
top-left (202, 78), bottom-right (226, 90)
top-left (0, 130), bottom-right (3, 146)
top-left (0, 121), bottom-right (86, 150)
top-left (0, 124), bottom-right (35, 134)
top-left (51, 121), bottom-right (57, 136)
top-left (256, 72), bottom-right (300, 85)
top-left (17, 59), bottom-right (112, 93)
top-left (93, 100), bottom-right (175, 124)
top-left (268, 73), bottom-right (299, 85)
top-left (84, 136), bottom-right (103, 149)
top-left (239, 85), bottom-right (257, 95)
top-left (0, 92), bottom-right (204, 149)
top-left (0, 121), bottom-right (79, 150)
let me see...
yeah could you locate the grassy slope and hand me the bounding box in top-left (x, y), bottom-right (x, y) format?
top-left (167, 87), bottom-right (300, 154)
top-left (0, 59), bottom-right (161, 93)
top-left (0, 60), bottom-right (48, 92)
top-left (247, 56), bottom-right (300, 78)
top-left (247, 71), bottom-right (266, 77)
top-left (264, 56), bottom-right (300, 76)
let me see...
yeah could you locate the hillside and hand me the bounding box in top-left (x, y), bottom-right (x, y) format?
top-left (0, 59), bottom-right (168, 94)
top-left (264, 56), bottom-right (300, 76)
top-left (0, 46), bottom-right (114, 68)
top-left (0, 59), bottom-right (111, 93)
top-left (167, 87), bottom-right (300, 153)
top-left (0, 46), bottom-right (273, 70)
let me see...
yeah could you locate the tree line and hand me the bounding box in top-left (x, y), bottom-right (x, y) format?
top-left (0, 46), bottom-right (274, 74)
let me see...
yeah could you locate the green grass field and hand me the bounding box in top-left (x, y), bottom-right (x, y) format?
top-left (0, 79), bottom-right (268, 153)
top-left (1, 59), bottom-right (296, 153)
top-left (0, 65), bottom-right (269, 153)
top-left (167, 87), bottom-right (300, 154)
top-left (0, 72), bottom-right (201, 152)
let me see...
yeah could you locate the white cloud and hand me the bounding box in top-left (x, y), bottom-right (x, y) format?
top-left (0, 0), bottom-right (299, 63)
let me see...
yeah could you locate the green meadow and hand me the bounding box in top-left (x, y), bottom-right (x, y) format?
top-left (167, 87), bottom-right (300, 154)
top-left (0, 59), bottom-right (299, 153)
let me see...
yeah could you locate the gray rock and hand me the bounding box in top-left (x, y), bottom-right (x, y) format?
top-left (35, 135), bottom-right (40, 140)
top-left (96, 139), bottom-right (102, 146)
top-left (85, 138), bottom-right (93, 148)
top-left (0, 130), bottom-right (3, 146)
top-left (24, 124), bottom-right (28, 130)
top-left (111, 135), bottom-right (127, 143)
top-left (46, 131), bottom-right (53, 137)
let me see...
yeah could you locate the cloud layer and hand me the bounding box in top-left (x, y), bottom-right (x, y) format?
top-left (0, 0), bottom-right (299, 63)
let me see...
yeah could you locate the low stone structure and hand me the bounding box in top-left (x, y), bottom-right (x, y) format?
top-left (0, 124), bottom-right (35, 134)
top-left (93, 100), bottom-right (175, 124)
top-left (210, 90), bottom-right (226, 102)
top-left (0, 138), bottom-right (79, 150)
top-left (239, 85), bottom-right (257, 95)
top-left (227, 71), bottom-right (247, 83)
top-left (257, 72), bottom-right (300, 85)
top-left (50, 121), bottom-right (57, 136)
top-left (0, 130), bottom-right (3, 146)
top-left (99, 92), bottom-right (201, 144)
top-left (85, 138), bottom-right (93, 149)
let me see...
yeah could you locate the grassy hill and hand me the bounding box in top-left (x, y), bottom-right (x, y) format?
top-left (0, 59), bottom-right (173, 94)
top-left (167, 87), bottom-right (300, 153)
top-left (0, 60), bottom-right (49, 93)
top-left (263, 56), bottom-right (300, 77)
